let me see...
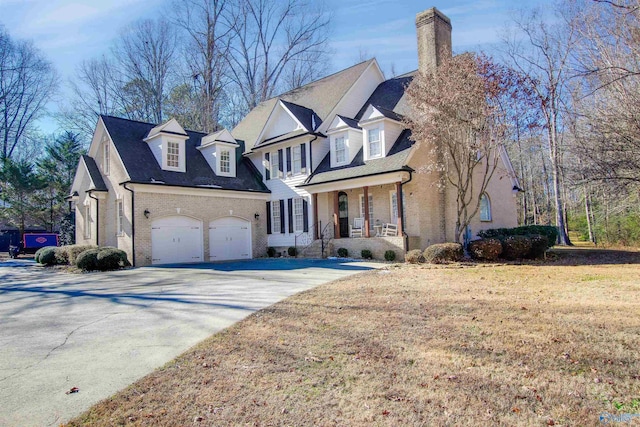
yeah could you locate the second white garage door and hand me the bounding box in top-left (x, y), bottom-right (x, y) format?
top-left (151, 216), bottom-right (203, 265)
top-left (209, 217), bottom-right (252, 261)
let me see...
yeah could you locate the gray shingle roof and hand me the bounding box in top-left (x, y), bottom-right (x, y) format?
top-left (81, 155), bottom-right (107, 191)
top-left (101, 115), bottom-right (268, 193)
top-left (302, 73), bottom-right (417, 187)
top-left (233, 59), bottom-right (376, 150)
top-left (280, 100), bottom-right (321, 132)
top-left (301, 130), bottom-right (415, 187)
top-left (355, 72), bottom-right (415, 121)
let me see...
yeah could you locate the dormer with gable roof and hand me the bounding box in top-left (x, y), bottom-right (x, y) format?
top-left (197, 129), bottom-right (239, 178)
top-left (326, 115), bottom-right (363, 168)
top-left (143, 118), bottom-right (189, 173)
top-left (358, 105), bottom-right (404, 161)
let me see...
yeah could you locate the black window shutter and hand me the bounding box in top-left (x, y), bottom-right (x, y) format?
top-left (278, 149), bottom-right (284, 178)
top-left (266, 202), bottom-right (272, 234)
top-left (301, 143), bottom-right (306, 174)
top-left (286, 147), bottom-right (292, 177)
top-left (279, 199), bottom-right (285, 233)
top-left (303, 198), bottom-right (309, 232)
top-left (288, 198), bottom-right (294, 233)
top-left (265, 153), bottom-right (270, 180)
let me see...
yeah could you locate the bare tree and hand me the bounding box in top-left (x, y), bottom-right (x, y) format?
top-left (571, 0), bottom-right (640, 185)
top-left (502, 5), bottom-right (578, 245)
top-left (172, 0), bottom-right (233, 132)
top-left (114, 18), bottom-right (177, 124)
top-left (406, 53), bottom-right (524, 243)
top-left (58, 56), bottom-right (125, 141)
top-left (227, 0), bottom-right (332, 110)
top-left (0, 26), bottom-right (57, 160)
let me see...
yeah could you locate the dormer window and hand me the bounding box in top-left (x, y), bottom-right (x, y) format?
top-left (144, 118), bottom-right (188, 173)
top-left (220, 150), bottom-right (230, 174)
top-left (335, 136), bottom-right (347, 164)
top-left (368, 128), bottom-right (381, 158)
top-left (167, 141), bottom-right (180, 168)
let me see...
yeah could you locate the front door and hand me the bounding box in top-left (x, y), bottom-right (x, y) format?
top-left (338, 192), bottom-right (349, 238)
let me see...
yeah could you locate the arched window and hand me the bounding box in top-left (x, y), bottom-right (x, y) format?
top-left (480, 193), bottom-right (492, 221)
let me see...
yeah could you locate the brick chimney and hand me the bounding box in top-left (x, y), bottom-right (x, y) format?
top-left (415, 7), bottom-right (452, 74)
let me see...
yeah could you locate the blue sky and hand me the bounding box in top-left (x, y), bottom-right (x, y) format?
top-left (0, 0), bottom-right (545, 134)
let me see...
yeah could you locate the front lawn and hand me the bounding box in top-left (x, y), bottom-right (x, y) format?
top-left (67, 248), bottom-right (640, 426)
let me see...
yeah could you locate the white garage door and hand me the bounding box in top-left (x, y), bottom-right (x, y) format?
top-left (209, 217), bottom-right (252, 261)
top-left (151, 216), bottom-right (203, 265)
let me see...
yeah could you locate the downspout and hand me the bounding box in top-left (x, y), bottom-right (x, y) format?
top-left (87, 190), bottom-right (99, 246)
top-left (400, 170), bottom-right (413, 252)
top-left (121, 182), bottom-right (135, 267)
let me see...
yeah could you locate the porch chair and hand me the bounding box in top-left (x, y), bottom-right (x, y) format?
top-left (381, 223), bottom-right (398, 237)
top-left (350, 217), bottom-right (365, 238)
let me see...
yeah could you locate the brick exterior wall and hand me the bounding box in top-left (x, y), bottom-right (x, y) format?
top-left (133, 191), bottom-right (267, 266)
top-left (331, 236), bottom-right (405, 261)
top-left (75, 127), bottom-right (268, 267)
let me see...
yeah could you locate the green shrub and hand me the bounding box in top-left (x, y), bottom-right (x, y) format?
top-left (97, 248), bottom-right (129, 271)
top-left (468, 238), bottom-right (503, 261)
top-left (287, 246), bottom-right (297, 257)
top-left (405, 249), bottom-right (425, 264)
top-left (54, 247), bottom-right (69, 265)
top-left (267, 247), bottom-right (276, 257)
top-left (361, 249), bottom-right (373, 259)
top-left (478, 225), bottom-right (557, 249)
top-left (38, 247), bottom-right (60, 266)
top-left (62, 245), bottom-right (98, 265)
top-left (526, 234), bottom-right (549, 259)
top-left (423, 243), bottom-right (463, 264)
top-left (337, 247), bottom-right (348, 257)
top-left (384, 250), bottom-right (396, 261)
top-left (501, 235), bottom-right (533, 260)
top-left (76, 249), bottom-right (100, 271)
top-left (34, 246), bottom-right (55, 263)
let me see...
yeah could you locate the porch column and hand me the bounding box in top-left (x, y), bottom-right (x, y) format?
top-left (396, 181), bottom-right (404, 235)
top-left (313, 193), bottom-right (319, 240)
top-left (333, 190), bottom-right (340, 239)
top-left (363, 186), bottom-right (370, 237)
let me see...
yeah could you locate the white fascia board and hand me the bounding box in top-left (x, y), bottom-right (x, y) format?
top-left (317, 59), bottom-right (385, 135)
top-left (278, 101), bottom-right (308, 130)
top-left (254, 100), bottom-right (307, 145)
top-left (128, 183), bottom-right (271, 200)
top-left (302, 170), bottom-right (409, 194)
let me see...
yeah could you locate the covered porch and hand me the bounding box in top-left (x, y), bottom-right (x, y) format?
top-left (301, 171), bottom-right (411, 258)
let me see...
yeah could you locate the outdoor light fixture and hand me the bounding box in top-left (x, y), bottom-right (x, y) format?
top-left (254, 212), bottom-right (260, 220)
top-left (144, 209), bottom-right (150, 218)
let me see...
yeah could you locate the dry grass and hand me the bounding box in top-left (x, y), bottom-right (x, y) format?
top-left (67, 248), bottom-right (640, 426)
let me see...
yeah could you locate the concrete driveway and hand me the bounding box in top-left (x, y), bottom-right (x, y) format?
top-left (0, 258), bottom-right (378, 426)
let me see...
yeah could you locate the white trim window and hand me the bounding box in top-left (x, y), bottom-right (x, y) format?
top-left (335, 136), bottom-right (347, 164)
top-left (116, 199), bottom-right (124, 236)
top-left (220, 150), bottom-right (230, 174)
top-left (368, 128), bottom-right (381, 158)
top-left (480, 193), bottom-right (492, 221)
top-left (270, 150), bottom-right (279, 180)
top-left (103, 141), bottom-right (110, 175)
top-left (293, 198), bottom-right (304, 232)
top-left (167, 141), bottom-right (180, 168)
top-left (84, 205), bottom-right (91, 239)
top-left (292, 145), bottom-right (302, 175)
top-left (271, 201), bottom-right (281, 230)
top-left (390, 191), bottom-right (398, 224)
top-left (359, 194), bottom-right (374, 227)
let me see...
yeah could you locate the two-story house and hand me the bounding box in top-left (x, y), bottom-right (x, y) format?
top-left (70, 7), bottom-right (519, 266)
